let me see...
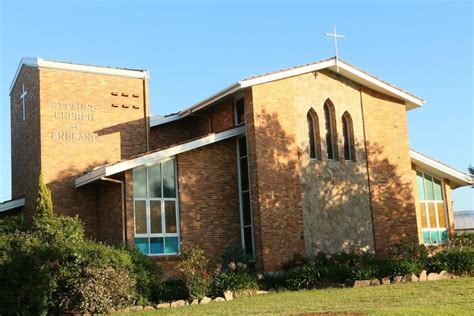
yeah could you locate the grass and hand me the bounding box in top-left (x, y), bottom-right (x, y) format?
top-left (129, 278), bottom-right (474, 315)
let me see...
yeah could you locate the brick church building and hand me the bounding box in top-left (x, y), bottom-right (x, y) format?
top-left (1, 57), bottom-right (472, 275)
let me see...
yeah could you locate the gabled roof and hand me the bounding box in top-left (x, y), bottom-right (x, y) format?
top-left (75, 126), bottom-right (246, 187)
top-left (150, 57), bottom-right (425, 127)
top-left (0, 197), bottom-right (25, 213)
top-left (410, 149), bottom-right (473, 188)
top-left (10, 57), bottom-right (149, 95)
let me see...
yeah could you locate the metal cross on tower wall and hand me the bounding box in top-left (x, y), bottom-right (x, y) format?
top-left (20, 84), bottom-right (28, 121)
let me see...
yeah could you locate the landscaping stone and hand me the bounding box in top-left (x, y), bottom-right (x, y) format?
top-left (156, 302), bottom-right (170, 309)
top-left (410, 274), bottom-right (419, 282)
top-left (233, 289), bottom-right (257, 297)
top-left (128, 306), bottom-right (143, 311)
top-left (200, 297), bottom-right (212, 304)
top-left (213, 297), bottom-right (226, 302)
top-left (353, 279), bottom-right (371, 288)
top-left (257, 290), bottom-right (270, 294)
top-left (170, 300), bottom-right (186, 308)
top-left (370, 279), bottom-right (381, 286)
top-left (224, 290), bottom-right (234, 301)
top-left (382, 277), bottom-right (391, 285)
top-left (439, 271), bottom-right (452, 280)
top-left (392, 276), bottom-right (403, 283)
top-left (404, 274), bottom-right (413, 282)
top-left (419, 270), bottom-right (428, 281)
top-left (143, 306), bottom-right (155, 311)
top-left (190, 299), bottom-right (199, 305)
top-left (427, 272), bottom-right (441, 281)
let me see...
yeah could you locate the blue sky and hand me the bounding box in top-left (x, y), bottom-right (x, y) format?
top-left (0, 0), bottom-right (472, 210)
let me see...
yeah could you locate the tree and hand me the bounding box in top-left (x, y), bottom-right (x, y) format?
top-left (33, 174), bottom-right (54, 232)
top-left (36, 174), bottom-right (53, 216)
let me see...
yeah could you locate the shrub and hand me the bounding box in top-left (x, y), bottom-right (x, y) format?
top-left (155, 278), bottom-right (189, 303)
top-left (282, 254), bottom-right (311, 271)
top-left (178, 246), bottom-right (212, 300)
top-left (257, 273), bottom-right (288, 291)
top-left (0, 175), bottom-right (160, 314)
top-left (128, 249), bottom-right (161, 304)
top-left (433, 248), bottom-right (474, 274)
top-left (209, 270), bottom-right (258, 297)
top-left (391, 258), bottom-right (425, 276)
top-left (220, 245), bottom-right (251, 271)
top-left (286, 264), bottom-right (322, 290)
top-left (0, 231), bottom-right (56, 315)
top-left (69, 267), bottom-right (136, 313)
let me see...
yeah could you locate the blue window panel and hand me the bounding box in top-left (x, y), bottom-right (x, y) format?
top-left (164, 237), bottom-right (179, 254)
top-left (430, 231), bottom-right (440, 244)
top-left (440, 230), bottom-right (448, 243)
top-left (416, 172), bottom-right (425, 200)
top-left (150, 237), bottom-right (164, 254)
top-left (422, 231), bottom-right (431, 244)
top-left (135, 238), bottom-right (149, 254)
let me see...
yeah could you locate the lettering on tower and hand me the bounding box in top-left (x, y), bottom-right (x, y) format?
top-left (50, 101), bottom-right (99, 142)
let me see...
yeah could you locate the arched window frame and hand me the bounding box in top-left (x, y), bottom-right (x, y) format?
top-left (323, 99), bottom-right (338, 160)
top-left (342, 111), bottom-right (356, 162)
top-left (306, 108), bottom-right (322, 160)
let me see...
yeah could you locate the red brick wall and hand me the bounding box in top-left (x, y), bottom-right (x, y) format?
top-left (149, 98), bottom-right (234, 150)
top-left (125, 138), bottom-right (241, 277)
top-left (247, 81), bottom-right (306, 272)
top-left (10, 66), bottom-right (41, 225)
top-left (97, 176), bottom-right (124, 246)
top-left (360, 87), bottom-right (418, 252)
top-left (10, 65), bottom-right (148, 237)
top-left (38, 67), bottom-right (148, 237)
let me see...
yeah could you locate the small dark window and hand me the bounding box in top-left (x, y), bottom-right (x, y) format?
top-left (235, 98), bottom-right (245, 125)
top-left (324, 99), bottom-right (338, 160)
top-left (342, 112), bottom-right (356, 161)
top-left (307, 109), bottom-right (322, 160)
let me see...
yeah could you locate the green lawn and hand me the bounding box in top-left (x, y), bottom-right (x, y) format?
top-left (132, 278), bottom-right (474, 315)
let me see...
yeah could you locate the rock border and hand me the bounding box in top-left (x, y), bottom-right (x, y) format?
top-left (352, 270), bottom-right (457, 288)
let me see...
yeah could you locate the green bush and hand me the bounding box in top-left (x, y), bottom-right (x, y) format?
top-left (0, 231), bottom-right (56, 315)
top-left (0, 175), bottom-right (161, 314)
top-left (220, 245), bottom-right (251, 271)
top-left (433, 248), bottom-right (474, 274)
top-left (209, 271), bottom-right (258, 297)
top-left (257, 273), bottom-right (288, 291)
top-left (155, 278), bottom-right (189, 303)
top-left (69, 267), bottom-right (136, 313)
top-left (178, 246), bottom-right (212, 300)
top-left (128, 249), bottom-right (161, 305)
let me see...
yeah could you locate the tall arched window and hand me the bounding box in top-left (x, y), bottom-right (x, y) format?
top-left (324, 99), bottom-right (338, 160)
top-left (342, 111), bottom-right (356, 161)
top-left (307, 109), bottom-right (321, 160)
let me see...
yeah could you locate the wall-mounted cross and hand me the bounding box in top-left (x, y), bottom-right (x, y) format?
top-left (325, 26), bottom-right (346, 72)
top-left (20, 84), bottom-right (27, 121)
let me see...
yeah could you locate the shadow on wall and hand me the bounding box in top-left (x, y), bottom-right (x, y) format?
top-left (46, 161), bottom-right (113, 240)
top-left (253, 110), bottom-right (416, 263)
top-left (94, 117), bottom-right (147, 160)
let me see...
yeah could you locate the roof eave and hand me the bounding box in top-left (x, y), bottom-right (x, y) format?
top-left (75, 126), bottom-right (246, 187)
top-left (10, 57), bottom-right (149, 95)
top-left (410, 149), bottom-right (473, 188)
top-left (0, 197), bottom-right (26, 213)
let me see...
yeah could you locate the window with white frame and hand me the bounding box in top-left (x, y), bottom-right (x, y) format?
top-left (237, 135), bottom-right (255, 260)
top-left (416, 170), bottom-right (448, 244)
top-left (133, 158), bottom-right (180, 255)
